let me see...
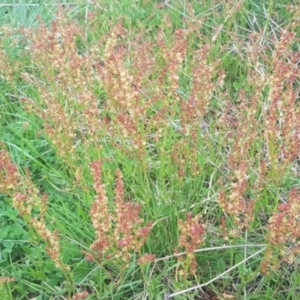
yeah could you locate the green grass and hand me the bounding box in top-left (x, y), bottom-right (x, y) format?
top-left (1, 0), bottom-right (300, 299)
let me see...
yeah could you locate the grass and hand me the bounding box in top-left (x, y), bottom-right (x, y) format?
top-left (0, 0), bottom-right (300, 299)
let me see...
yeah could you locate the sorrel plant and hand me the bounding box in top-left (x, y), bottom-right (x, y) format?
top-left (0, 2), bottom-right (300, 299)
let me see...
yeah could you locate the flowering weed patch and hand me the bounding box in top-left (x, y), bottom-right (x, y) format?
top-left (1, 1), bottom-right (300, 299)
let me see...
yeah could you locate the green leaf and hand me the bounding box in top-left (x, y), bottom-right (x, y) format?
top-left (32, 271), bottom-right (47, 281)
top-left (233, 81), bottom-right (240, 90)
top-left (2, 248), bottom-right (13, 255)
top-left (3, 240), bottom-right (15, 250)
top-left (74, 263), bottom-right (93, 282)
top-left (235, 253), bottom-right (246, 278)
top-left (0, 228), bottom-right (8, 239)
top-left (21, 246), bottom-right (32, 256)
top-left (217, 258), bottom-right (226, 273)
top-left (48, 274), bottom-right (62, 287)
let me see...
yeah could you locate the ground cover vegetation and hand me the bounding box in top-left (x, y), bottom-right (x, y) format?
top-left (0, 0), bottom-right (300, 299)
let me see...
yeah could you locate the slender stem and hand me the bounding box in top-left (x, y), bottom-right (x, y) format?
top-left (166, 248), bottom-right (266, 299)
